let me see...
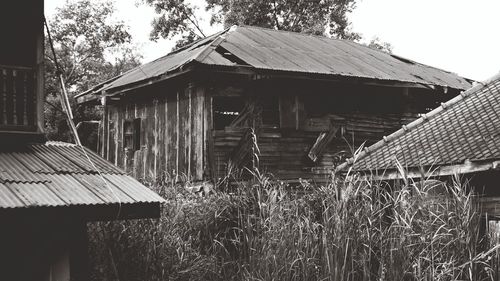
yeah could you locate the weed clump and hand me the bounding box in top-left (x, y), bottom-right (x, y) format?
top-left (89, 174), bottom-right (497, 281)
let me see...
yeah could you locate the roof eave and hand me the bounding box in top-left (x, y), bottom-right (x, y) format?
top-left (341, 159), bottom-right (500, 181)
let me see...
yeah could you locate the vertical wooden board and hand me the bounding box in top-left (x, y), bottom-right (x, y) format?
top-left (133, 149), bottom-right (144, 180)
top-left (157, 97), bottom-right (166, 178)
top-left (138, 102), bottom-right (147, 179)
top-left (145, 100), bottom-right (156, 180)
top-left (296, 94), bottom-right (305, 130)
top-left (186, 86), bottom-right (192, 180)
top-left (152, 98), bottom-right (160, 179)
top-left (123, 103), bottom-right (133, 171)
top-left (163, 96), bottom-right (171, 175)
top-left (14, 71), bottom-right (25, 125)
top-left (116, 106), bottom-right (126, 168)
top-left (26, 70), bottom-right (35, 126)
top-left (107, 107), bottom-right (116, 164)
top-left (279, 94), bottom-right (297, 129)
top-left (191, 86), bottom-right (204, 181)
top-left (177, 89), bottom-right (188, 179)
top-left (166, 92), bottom-right (178, 179)
top-left (5, 70), bottom-right (13, 124)
top-left (204, 92), bottom-right (215, 180)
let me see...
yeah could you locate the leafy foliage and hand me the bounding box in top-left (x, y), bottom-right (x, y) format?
top-left (44, 0), bottom-right (142, 142)
top-left (143, 0), bottom-right (361, 48)
top-left (143, 0), bottom-right (206, 41)
top-left (206, 0), bottom-right (360, 39)
top-left (367, 36), bottom-right (393, 53)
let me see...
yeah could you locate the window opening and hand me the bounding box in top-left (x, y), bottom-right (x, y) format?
top-left (260, 95), bottom-right (279, 128)
top-left (213, 96), bottom-right (245, 130)
top-left (123, 118), bottom-right (141, 151)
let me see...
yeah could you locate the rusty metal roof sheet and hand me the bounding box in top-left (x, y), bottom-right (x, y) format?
top-left (76, 26), bottom-right (471, 102)
top-left (0, 142), bottom-right (165, 212)
top-left (337, 73), bottom-right (500, 175)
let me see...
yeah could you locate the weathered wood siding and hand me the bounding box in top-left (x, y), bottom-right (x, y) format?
top-left (213, 112), bottom-right (417, 182)
top-left (210, 81), bottom-right (443, 183)
top-left (99, 77), bottom-right (453, 184)
top-left (100, 84), bottom-right (209, 182)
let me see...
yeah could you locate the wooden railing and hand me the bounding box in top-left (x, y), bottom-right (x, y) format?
top-left (0, 64), bottom-right (37, 131)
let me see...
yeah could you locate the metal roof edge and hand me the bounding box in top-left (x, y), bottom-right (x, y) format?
top-left (349, 159), bottom-right (500, 181)
top-left (75, 29), bottom-right (233, 104)
top-left (238, 25), bottom-right (474, 86)
top-left (335, 71), bottom-right (500, 174)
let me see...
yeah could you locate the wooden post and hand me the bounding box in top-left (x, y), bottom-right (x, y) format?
top-left (69, 221), bottom-right (89, 281)
top-left (101, 96), bottom-right (108, 159)
top-left (36, 6), bottom-right (44, 133)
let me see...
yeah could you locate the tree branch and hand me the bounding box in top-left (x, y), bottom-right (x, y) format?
top-left (184, 7), bottom-right (206, 37)
top-left (271, 0), bottom-right (281, 30)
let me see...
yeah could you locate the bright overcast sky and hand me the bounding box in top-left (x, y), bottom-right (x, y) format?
top-left (45, 0), bottom-right (500, 82)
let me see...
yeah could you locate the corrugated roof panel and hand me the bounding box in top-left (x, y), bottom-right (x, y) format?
top-left (80, 147), bottom-right (124, 174)
top-left (72, 174), bottom-right (135, 204)
top-left (0, 182), bottom-right (23, 208)
top-left (7, 182), bottom-right (64, 207)
top-left (103, 174), bottom-right (164, 203)
top-left (341, 73), bottom-right (500, 173)
top-left (78, 26), bottom-right (471, 104)
top-left (0, 153), bottom-right (47, 183)
top-left (30, 144), bottom-right (86, 173)
top-left (45, 174), bottom-right (102, 205)
top-left (0, 142), bottom-right (165, 210)
top-left (100, 31), bottom-right (226, 92)
top-left (11, 150), bottom-right (55, 174)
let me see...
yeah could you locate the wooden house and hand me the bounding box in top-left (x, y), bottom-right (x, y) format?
top-left (76, 26), bottom-right (472, 184)
top-left (0, 2), bottom-right (164, 280)
top-left (336, 72), bottom-right (500, 217)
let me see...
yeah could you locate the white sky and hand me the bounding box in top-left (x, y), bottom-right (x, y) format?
top-left (45, 0), bottom-right (500, 81)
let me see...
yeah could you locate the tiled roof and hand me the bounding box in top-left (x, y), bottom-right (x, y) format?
top-left (76, 26), bottom-right (471, 102)
top-left (0, 142), bottom-right (165, 219)
top-left (337, 73), bottom-right (500, 175)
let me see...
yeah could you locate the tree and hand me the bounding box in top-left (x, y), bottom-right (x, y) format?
top-left (45, 0), bottom-right (142, 144)
top-left (143, 0), bottom-right (361, 47)
top-left (206, 0), bottom-right (360, 39)
top-left (367, 37), bottom-right (393, 53)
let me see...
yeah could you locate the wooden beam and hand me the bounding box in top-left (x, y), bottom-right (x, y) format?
top-left (357, 160), bottom-right (500, 181)
top-left (36, 10), bottom-right (44, 134)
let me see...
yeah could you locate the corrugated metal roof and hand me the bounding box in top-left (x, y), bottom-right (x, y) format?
top-left (0, 142), bottom-right (165, 211)
top-left (337, 72), bottom-right (500, 174)
top-left (76, 25), bottom-right (471, 102)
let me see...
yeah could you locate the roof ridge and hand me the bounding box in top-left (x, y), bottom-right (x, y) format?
top-left (335, 71), bottom-right (500, 173)
top-left (192, 26), bottom-right (235, 64)
top-left (76, 29), bottom-right (231, 99)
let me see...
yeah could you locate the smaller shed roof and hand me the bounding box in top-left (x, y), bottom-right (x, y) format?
top-left (76, 26), bottom-right (472, 103)
top-left (337, 73), bottom-right (500, 178)
top-left (0, 142), bottom-right (165, 220)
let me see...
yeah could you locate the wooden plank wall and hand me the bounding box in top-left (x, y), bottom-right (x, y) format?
top-left (0, 65), bottom-right (37, 131)
top-left (213, 111), bottom-right (418, 183)
top-left (101, 84), bottom-right (208, 182)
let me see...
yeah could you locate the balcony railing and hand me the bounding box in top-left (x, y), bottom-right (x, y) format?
top-left (0, 64), bottom-right (37, 131)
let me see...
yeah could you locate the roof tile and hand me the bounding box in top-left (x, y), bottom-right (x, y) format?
top-left (340, 73), bottom-right (500, 173)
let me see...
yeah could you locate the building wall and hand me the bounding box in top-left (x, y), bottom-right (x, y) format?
top-left (210, 80), bottom-right (442, 182)
top-left (99, 78), bottom-right (453, 183)
top-left (101, 83), bottom-right (209, 181)
top-left (0, 215), bottom-right (88, 281)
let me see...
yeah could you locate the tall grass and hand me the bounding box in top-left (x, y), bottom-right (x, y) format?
top-left (88, 173), bottom-right (497, 281)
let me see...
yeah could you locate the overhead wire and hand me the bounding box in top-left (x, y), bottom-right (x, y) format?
top-left (43, 16), bottom-right (122, 219)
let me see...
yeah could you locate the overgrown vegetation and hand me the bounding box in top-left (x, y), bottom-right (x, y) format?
top-left (89, 173), bottom-right (498, 280)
